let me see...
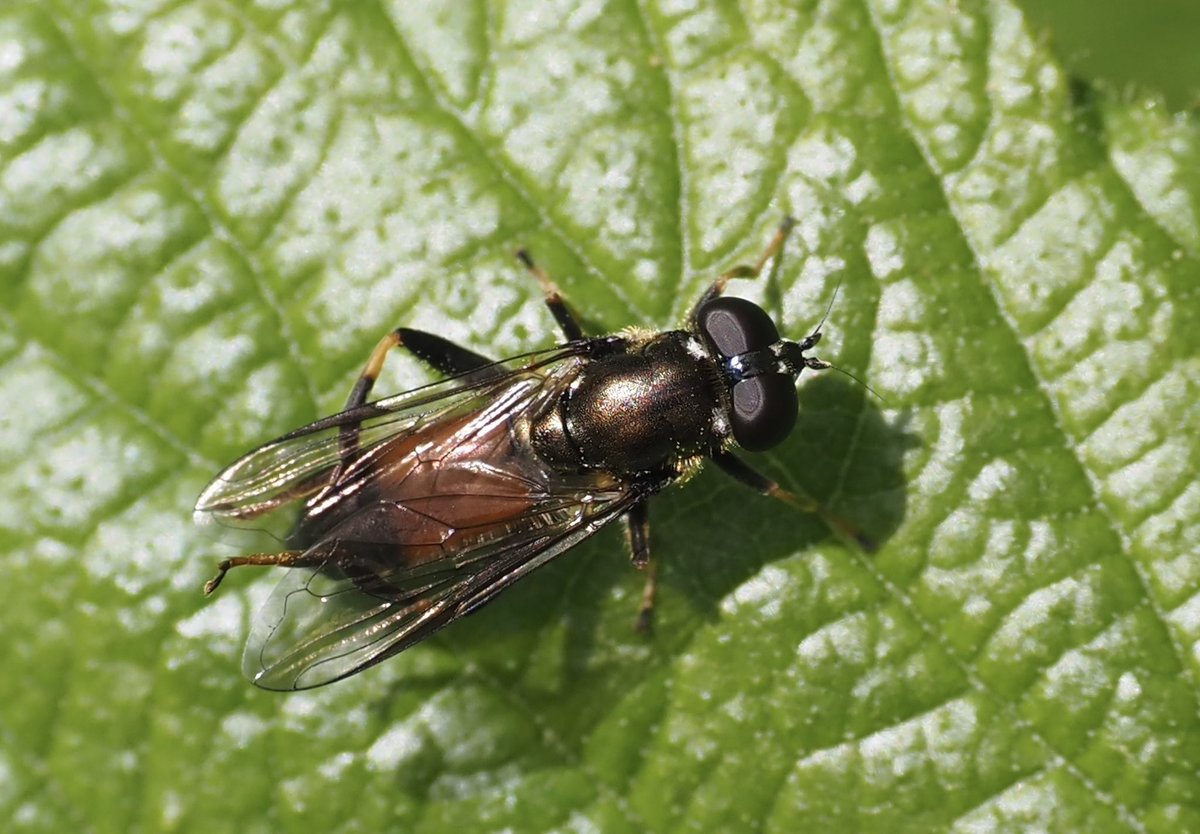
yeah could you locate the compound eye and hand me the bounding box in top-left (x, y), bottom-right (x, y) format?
top-left (731, 374), bottom-right (798, 451)
top-left (698, 297), bottom-right (780, 357)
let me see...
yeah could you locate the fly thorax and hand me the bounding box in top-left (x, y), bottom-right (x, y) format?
top-left (532, 332), bottom-right (719, 477)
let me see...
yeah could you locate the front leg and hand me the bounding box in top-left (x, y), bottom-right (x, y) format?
top-left (712, 450), bottom-right (877, 552)
top-left (688, 216), bottom-right (796, 324)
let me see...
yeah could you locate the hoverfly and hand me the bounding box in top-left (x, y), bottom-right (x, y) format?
top-left (196, 218), bottom-right (872, 690)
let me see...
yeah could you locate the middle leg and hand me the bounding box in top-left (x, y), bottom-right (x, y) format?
top-left (625, 500), bottom-right (657, 632)
top-left (712, 450), bottom-right (877, 552)
top-left (516, 249), bottom-right (585, 342)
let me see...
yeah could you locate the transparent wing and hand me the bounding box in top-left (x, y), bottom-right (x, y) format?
top-left (193, 339), bottom-right (638, 690)
top-left (243, 482), bottom-right (637, 690)
top-left (194, 344), bottom-right (589, 547)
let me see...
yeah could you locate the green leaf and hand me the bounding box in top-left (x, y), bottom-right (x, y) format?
top-left (2, 1), bottom-right (1198, 833)
top-left (1016, 0), bottom-right (1200, 110)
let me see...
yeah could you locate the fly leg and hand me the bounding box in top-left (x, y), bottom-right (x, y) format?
top-left (343, 328), bottom-right (494, 409)
top-left (625, 500), bottom-right (657, 632)
top-left (395, 328), bottom-right (501, 382)
top-left (689, 216), bottom-right (796, 324)
top-left (515, 249), bottom-right (585, 341)
top-left (204, 329), bottom-right (499, 595)
top-left (337, 328), bottom-right (500, 463)
top-left (335, 329), bottom-right (407, 478)
top-left (204, 551), bottom-right (305, 595)
top-left (712, 450), bottom-right (877, 552)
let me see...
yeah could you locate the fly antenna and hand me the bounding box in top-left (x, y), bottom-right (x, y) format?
top-left (823, 361), bottom-right (888, 405)
top-left (806, 280), bottom-right (886, 403)
top-left (812, 279), bottom-right (842, 337)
